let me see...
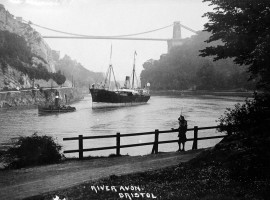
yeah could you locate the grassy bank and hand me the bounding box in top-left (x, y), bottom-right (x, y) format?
top-left (25, 125), bottom-right (270, 200)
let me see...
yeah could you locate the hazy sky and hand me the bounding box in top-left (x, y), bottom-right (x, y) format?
top-left (1, 0), bottom-right (212, 80)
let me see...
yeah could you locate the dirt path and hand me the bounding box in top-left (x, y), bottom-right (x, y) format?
top-left (0, 150), bottom-right (203, 200)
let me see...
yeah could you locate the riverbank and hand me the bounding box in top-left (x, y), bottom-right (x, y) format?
top-left (24, 130), bottom-right (270, 200)
top-left (151, 89), bottom-right (254, 97)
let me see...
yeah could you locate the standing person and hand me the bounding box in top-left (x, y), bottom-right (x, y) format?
top-left (177, 115), bottom-right (187, 152)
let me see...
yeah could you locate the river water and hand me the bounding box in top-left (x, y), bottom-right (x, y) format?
top-left (0, 94), bottom-right (245, 157)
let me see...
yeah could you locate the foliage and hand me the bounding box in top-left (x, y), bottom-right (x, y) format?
top-left (0, 58), bottom-right (8, 73)
top-left (140, 31), bottom-right (254, 91)
top-left (0, 31), bottom-right (32, 64)
top-left (200, 0), bottom-right (270, 91)
top-left (53, 70), bottom-right (66, 85)
top-left (18, 76), bottom-right (24, 85)
top-left (0, 133), bottom-right (64, 169)
top-left (218, 93), bottom-right (270, 136)
top-left (200, 0), bottom-right (270, 135)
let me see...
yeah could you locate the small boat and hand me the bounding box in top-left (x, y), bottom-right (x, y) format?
top-left (38, 105), bottom-right (76, 113)
top-left (38, 92), bottom-right (76, 113)
top-left (89, 50), bottom-right (150, 107)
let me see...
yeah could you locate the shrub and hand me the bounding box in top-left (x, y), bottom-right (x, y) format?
top-left (218, 93), bottom-right (270, 135)
top-left (53, 71), bottom-right (66, 85)
top-left (0, 58), bottom-right (8, 73)
top-left (18, 76), bottom-right (24, 85)
top-left (0, 133), bottom-right (64, 169)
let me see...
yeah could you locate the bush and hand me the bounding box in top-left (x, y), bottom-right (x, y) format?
top-left (0, 133), bottom-right (64, 169)
top-left (0, 58), bottom-right (8, 73)
top-left (218, 93), bottom-right (270, 135)
top-left (53, 71), bottom-right (66, 85)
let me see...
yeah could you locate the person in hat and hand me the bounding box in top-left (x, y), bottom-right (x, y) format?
top-left (177, 115), bottom-right (187, 151)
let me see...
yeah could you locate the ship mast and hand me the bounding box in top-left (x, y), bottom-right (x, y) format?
top-left (104, 45), bottom-right (118, 91)
top-left (131, 51), bottom-right (137, 89)
top-left (108, 45), bottom-right (112, 90)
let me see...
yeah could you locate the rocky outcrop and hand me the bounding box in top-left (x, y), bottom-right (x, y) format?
top-left (0, 4), bottom-right (55, 72)
top-left (0, 62), bottom-right (81, 108)
top-left (0, 4), bottom-right (91, 102)
top-left (0, 64), bottom-right (63, 90)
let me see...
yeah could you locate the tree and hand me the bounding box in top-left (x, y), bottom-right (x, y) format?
top-left (140, 31), bottom-right (252, 91)
top-left (200, 0), bottom-right (270, 139)
top-left (200, 0), bottom-right (270, 91)
top-left (54, 54), bottom-right (104, 88)
top-left (196, 60), bottom-right (215, 90)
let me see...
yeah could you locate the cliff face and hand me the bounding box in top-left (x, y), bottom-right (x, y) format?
top-left (0, 4), bottom-right (55, 72)
top-left (0, 64), bottom-right (32, 89)
top-left (0, 64), bottom-right (62, 91)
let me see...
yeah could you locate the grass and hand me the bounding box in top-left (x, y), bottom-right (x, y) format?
top-left (25, 130), bottom-right (270, 200)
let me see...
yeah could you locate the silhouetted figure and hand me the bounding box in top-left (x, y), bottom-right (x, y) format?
top-left (177, 115), bottom-right (187, 151)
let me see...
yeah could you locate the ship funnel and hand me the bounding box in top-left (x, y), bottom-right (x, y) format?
top-left (124, 76), bottom-right (131, 89)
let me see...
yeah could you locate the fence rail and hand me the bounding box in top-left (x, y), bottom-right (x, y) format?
top-left (63, 125), bottom-right (231, 159)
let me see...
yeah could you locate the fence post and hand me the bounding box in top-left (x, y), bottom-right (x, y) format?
top-left (151, 129), bottom-right (159, 154)
top-left (116, 132), bottom-right (120, 156)
top-left (154, 129), bottom-right (159, 154)
top-left (78, 135), bottom-right (83, 159)
top-left (192, 126), bottom-right (198, 150)
top-left (227, 124), bottom-right (232, 136)
top-left (151, 135), bottom-right (155, 154)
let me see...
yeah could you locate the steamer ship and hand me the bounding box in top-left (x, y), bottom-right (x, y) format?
top-left (89, 51), bottom-right (150, 107)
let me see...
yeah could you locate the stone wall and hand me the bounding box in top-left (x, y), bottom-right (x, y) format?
top-left (0, 87), bottom-right (84, 108)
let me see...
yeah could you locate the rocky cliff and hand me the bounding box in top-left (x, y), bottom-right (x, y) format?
top-left (0, 4), bottom-right (55, 72)
top-left (0, 4), bottom-right (103, 107)
top-left (0, 64), bottom-right (61, 90)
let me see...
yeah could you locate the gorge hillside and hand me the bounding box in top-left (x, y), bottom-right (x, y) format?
top-left (140, 31), bottom-right (256, 91)
top-left (53, 53), bottom-right (103, 90)
top-left (0, 4), bottom-right (103, 91)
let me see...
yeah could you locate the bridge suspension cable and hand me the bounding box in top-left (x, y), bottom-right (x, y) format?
top-left (180, 24), bottom-right (197, 34)
top-left (23, 19), bottom-right (174, 38)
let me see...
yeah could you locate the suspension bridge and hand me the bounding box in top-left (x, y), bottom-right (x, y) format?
top-left (26, 20), bottom-right (198, 52)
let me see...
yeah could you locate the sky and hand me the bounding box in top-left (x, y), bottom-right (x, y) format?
top-left (1, 0), bottom-right (213, 81)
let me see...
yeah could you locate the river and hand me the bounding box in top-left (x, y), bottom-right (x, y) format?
top-left (0, 94), bottom-right (246, 157)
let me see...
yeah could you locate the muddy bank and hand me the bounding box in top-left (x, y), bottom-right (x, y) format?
top-left (151, 89), bottom-right (254, 97)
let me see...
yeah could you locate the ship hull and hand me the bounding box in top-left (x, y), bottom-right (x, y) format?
top-left (89, 89), bottom-right (150, 105)
top-left (38, 106), bottom-right (76, 113)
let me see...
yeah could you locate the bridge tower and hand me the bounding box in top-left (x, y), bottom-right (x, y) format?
top-left (167, 21), bottom-right (183, 53)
